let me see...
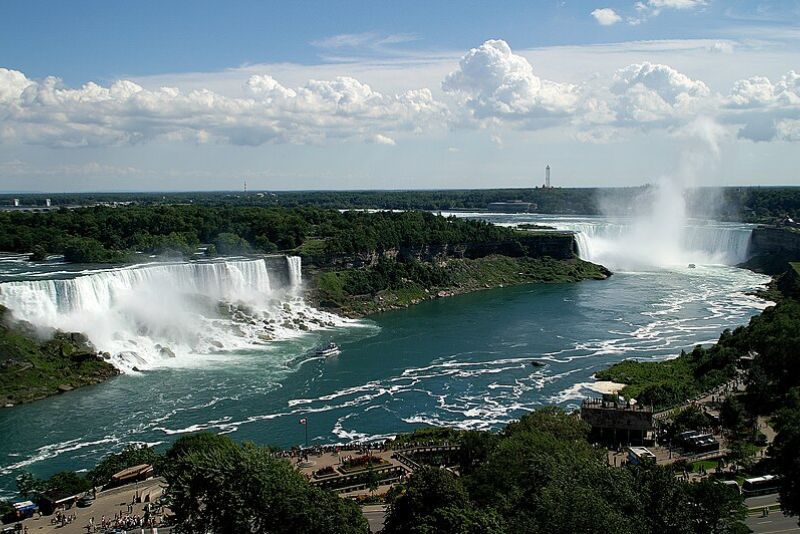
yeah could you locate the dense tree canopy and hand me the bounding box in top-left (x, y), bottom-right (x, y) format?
top-left (160, 433), bottom-right (368, 534)
top-left (770, 388), bottom-right (800, 518)
top-left (384, 408), bottom-right (747, 534)
top-left (2, 186), bottom-right (797, 221)
top-left (0, 205), bottom-right (523, 263)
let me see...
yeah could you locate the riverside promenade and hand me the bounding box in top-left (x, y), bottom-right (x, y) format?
top-left (13, 478), bottom-right (165, 534)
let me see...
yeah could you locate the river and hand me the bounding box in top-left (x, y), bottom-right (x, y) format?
top-left (0, 214), bottom-right (771, 497)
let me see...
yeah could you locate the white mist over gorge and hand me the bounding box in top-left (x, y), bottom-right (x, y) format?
top-left (553, 116), bottom-right (741, 271)
top-left (0, 256), bottom-right (348, 373)
top-left (562, 216), bottom-right (754, 270)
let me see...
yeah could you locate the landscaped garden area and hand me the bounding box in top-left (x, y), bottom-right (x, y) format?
top-left (339, 454), bottom-right (389, 473)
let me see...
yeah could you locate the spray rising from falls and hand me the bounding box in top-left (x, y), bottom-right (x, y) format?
top-left (0, 256), bottom-right (346, 372)
top-left (560, 219), bottom-right (754, 270)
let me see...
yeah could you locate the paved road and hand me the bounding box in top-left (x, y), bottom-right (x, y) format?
top-left (746, 512), bottom-right (800, 533)
top-left (747, 494), bottom-right (783, 509)
top-left (362, 504), bottom-right (387, 533)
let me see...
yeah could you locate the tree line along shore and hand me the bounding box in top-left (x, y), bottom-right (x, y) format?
top-left (2, 185), bottom-right (799, 223)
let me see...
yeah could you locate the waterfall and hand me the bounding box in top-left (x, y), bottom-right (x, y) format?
top-left (552, 220), bottom-right (753, 269)
top-left (286, 256), bottom-right (302, 288)
top-left (0, 256), bottom-right (343, 372)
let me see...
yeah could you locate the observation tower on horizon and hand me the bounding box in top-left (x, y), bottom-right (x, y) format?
top-left (545, 165), bottom-right (551, 188)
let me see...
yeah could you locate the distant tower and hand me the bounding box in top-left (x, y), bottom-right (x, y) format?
top-left (545, 165), bottom-right (551, 188)
top-left (244, 180), bottom-right (248, 194)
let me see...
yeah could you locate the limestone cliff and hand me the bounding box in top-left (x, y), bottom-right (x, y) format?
top-left (302, 232), bottom-right (578, 268)
top-left (744, 226), bottom-right (800, 274)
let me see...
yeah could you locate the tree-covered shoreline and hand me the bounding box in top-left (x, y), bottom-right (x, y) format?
top-left (2, 410), bottom-right (749, 533)
top-left (2, 185), bottom-right (799, 223)
top-left (0, 206), bottom-right (527, 263)
top-left (311, 255), bottom-right (610, 317)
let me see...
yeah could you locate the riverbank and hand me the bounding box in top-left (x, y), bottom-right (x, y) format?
top-left (596, 261), bottom-right (798, 410)
top-left (308, 254), bottom-right (611, 317)
top-left (0, 306), bottom-right (118, 407)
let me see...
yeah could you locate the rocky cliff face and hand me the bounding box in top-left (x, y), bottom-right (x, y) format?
top-left (305, 233), bottom-right (578, 268)
top-left (745, 227), bottom-right (800, 274)
top-left (750, 226), bottom-right (800, 257)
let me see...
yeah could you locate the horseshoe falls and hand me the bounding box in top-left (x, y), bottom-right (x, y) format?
top-left (559, 219), bottom-right (754, 270)
top-left (449, 212), bottom-right (755, 271)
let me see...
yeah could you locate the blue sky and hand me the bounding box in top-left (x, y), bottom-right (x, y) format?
top-left (5, 0), bottom-right (794, 81)
top-left (1, 0), bottom-right (799, 191)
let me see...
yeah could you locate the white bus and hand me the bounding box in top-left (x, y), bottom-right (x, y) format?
top-left (742, 475), bottom-right (779, 496)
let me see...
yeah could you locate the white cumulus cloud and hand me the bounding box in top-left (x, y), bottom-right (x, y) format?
top-left (442, 39), bottom-right (581, 127)
top-left (647, 0), bottom-right (706, 9)
top-left (591, 8), bottom-right (622, 25)
top-left (2, 41), bottom-right (799, 151)
top-left (627, 0), bottom-right (707, 25)
top-left (0, 69), bottom-right (447, 148)
top-left (610, 62), bottom-right (711, 123)
top-left (370, 133), bottom-right (396, 145)
top-left (724, 71), bottom-right (800, 141)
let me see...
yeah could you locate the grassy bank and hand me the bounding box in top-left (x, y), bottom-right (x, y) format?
top-left (310, 255), bottom-right (610, 317)
top-left (0, 306), bottom-right (118, 406)
top-left (594, 347), bottom-right (734, 410)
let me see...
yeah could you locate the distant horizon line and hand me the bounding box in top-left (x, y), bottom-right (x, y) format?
top-left (0, 184), bottom-right (798, 196)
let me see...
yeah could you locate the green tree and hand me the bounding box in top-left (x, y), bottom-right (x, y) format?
top-left (384, 467), bottom-right (504, 534)
top-left (62, 237), bottom-right (111, 263)
top-left (214, 232), bottom-right (251, 255)
top-left (365, 464), bottom-right (380, 496)
top-left (254, 235), bottom-right (278, 253)
top-left (685, 479), bottom-right (747, 533)
top-left (88, 444), bottom-right (161, 488)
top-left (162, 433), bottom-right (368, 534)
top-left (770, 387), bottom-right (800, 520)
top-left (45, 471), bottom-right (92, 496)
top-left (16, 472), bottom-right (44, 498)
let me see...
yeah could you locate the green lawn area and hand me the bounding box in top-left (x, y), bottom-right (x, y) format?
top-left (294, 238), bottom-right (327, 258)
top-left (689, 459), bottom-right (722, 472)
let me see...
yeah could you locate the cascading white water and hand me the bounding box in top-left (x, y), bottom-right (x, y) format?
top-left (286, 256), bottom-right (302, 287)
top-left (556, 220), bottom-right (753, 269)
top-left (0, 257), bottom-right (344, 372)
